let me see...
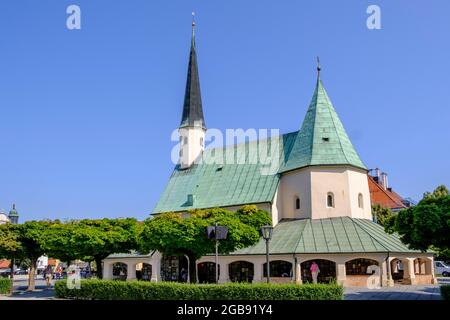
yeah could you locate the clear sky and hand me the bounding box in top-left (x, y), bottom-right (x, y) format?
top-left (1, 0), bottom-right (449, 221)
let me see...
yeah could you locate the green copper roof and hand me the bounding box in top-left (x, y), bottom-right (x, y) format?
top-left (153, 75), bottom-right (366, 213)
top-left (152, 133), bottom-right (298, 213)
top-left (231, 217), bottom-right (423, 255)
top-left (281, 78), bottom-right (366, 172)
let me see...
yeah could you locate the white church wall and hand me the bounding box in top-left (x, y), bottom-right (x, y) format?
top-left (278, 168), bottom-right (312, 220)
top-left (275, 165), bottom-right (372, 220)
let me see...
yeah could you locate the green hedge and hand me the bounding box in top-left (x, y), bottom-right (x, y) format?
top-left (441, 285), bottom-right (450, 300)
top-left (55, 279), bottom-right (343, 300)
top-left (0, 278), bottom-right (12, 295)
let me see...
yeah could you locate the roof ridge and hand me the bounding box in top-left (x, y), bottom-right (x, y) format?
top-left (320, 82), bottom-right (351, 164)
top-left (293, 219), bottom-right (309, 253)
top-left (351, 218), bottom-right (390, 251)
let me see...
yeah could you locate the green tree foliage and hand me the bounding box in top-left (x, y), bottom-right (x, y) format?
top-left (385, 185), bottom-right (450, 253)
top-left (371, 204), bottom-right (393, 227)
top-left (423, 184), bottom-right (449, 199)
top-left (139, 205), bottom-right (271, 283)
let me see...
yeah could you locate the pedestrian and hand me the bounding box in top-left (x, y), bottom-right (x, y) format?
top-left (44, 265), bottom-right (53, 288)
top-left (310, 261), bottom-right (320, 284)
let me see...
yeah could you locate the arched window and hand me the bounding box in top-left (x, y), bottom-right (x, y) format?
top-left (358, 193), bottom-right (364, 208)
top-left (345, 259), bottom-right (378, 275)
top-left (200, 137), bottom-right (204, 147)
top-left (327, 193), bottom-right (334, 208)
top-left (183, 136), bottom-right (188, 144)
top-left (263, 260), bottom-right (293, 277)
top-left (295, 197), bottom-right (300, 210)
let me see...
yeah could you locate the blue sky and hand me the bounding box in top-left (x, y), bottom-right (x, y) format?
top-left (0, 0), bottom-right (449, 221)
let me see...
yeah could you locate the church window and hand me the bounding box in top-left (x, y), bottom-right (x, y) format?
top-left (358, 193), bottom-right (364, 209)
top-left (327, 193), bottom-right (334, 208)
top-left (295, 197), bottom-right (300, 210)
top-left (200, 137), bottom-right (204, 146)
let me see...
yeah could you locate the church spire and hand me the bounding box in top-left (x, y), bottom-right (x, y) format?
top-left (180, 12), bottom-right (206, 129)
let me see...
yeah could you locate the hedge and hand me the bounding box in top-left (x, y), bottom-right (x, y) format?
top-left (441, 285), bottom-right (450, 300)
top-left (0, 278), bottom-right (12, 295)
top-left (55, 279), bottom-right (343, 300)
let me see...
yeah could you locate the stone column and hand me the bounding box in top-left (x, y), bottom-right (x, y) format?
top-left (127, 262), bottom-right (136, 281)
top-left (103, 261), bottom-right (112, 280)
top-left (151, 257), bottom-right (161, 282)
top-left (420, 259), bottom-right (426, 275)
top-left (385, 257), bottom-right (395, 287)
top-left (218, 263), bottom-right (228, 284)
top-left (402, 258), bottom-right (417, 285)
top-left (426, 257), bottom-right (438, 284)
top-left (253, 261), bottom-right (263, 283)
top-left (336, 263), bottom-right (347, 286)
top-left (295, 259), bottom-right (302, 285)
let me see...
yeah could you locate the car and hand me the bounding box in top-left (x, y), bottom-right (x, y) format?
top-left (14, 269), bottom-right (29, 275)
top-left (435, 261), bottom-right (450, 277)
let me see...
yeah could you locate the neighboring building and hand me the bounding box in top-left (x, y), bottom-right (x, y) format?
top-left (368, 169), bottom-right (413, 211)
top-left (0, 204), bottom-right (20, 225)
top-left (103, 22), bottom-right (436, 287)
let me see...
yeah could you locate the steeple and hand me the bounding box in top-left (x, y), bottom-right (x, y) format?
top-left (180, 12), bottom-right (206, 129)
top-left (282, 62), bottom-right (366, 172)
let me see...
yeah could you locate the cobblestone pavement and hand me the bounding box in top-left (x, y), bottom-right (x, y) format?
top-left (345, 284), bottom-right (442, 300)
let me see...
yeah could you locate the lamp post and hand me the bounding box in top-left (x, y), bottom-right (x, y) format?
top-left (206, 224), bottom-right (228, 283)
top-left (261, 225), bottom-right (273, 283)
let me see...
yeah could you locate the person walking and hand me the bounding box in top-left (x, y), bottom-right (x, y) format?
top-left (44, 265), bottom-right (53, 288)
top-left (310, 261), bottom-right (320, 284)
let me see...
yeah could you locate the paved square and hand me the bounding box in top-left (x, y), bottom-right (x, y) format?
top-left (345, 285), bottom-right (442, 300)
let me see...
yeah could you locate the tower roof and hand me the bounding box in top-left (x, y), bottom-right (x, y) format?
top-left (180, 17), bottom-right (206, 129)
top-left (281, 68), bottom-right (366, 172)
top-left (8, 204), bottom-right (18, 218)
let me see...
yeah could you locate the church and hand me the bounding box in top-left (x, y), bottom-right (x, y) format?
top-left (103, 21), bottom-right (436, 287)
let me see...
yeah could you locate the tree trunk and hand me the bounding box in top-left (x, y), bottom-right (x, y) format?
top-left (95, 257), bottom-right (103, 279)
top-left (188, 253), bottom-right (197, 284)
top-left (28, 258), bottom-right (37, 291)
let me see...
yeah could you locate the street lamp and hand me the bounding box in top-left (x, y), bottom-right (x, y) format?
top-left (261, 225), bottom-right (273, 283)
top-left (206, 224), bottom-right (228, 283)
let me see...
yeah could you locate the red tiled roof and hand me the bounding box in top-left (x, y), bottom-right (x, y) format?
top-left (0, 259), bottom-right (11, 269)
top-left (47, 259), bottom-right (59, 266)
top-left (368, 175), bottom-right (406, 210)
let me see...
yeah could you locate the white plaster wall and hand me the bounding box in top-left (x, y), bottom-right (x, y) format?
top-left (276, 166), bottom-right (372, 220)
top-left (346, 169), bottom-right (372, 219)
top-left (278, 168), bottom-right (311, 220)
top-left (179, 127), bottom-right (205, 169)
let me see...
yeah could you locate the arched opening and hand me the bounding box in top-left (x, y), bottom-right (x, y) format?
top-left (295, 197), bottom-right (300, 210)
top-left (327, 193), bottom-right (334, 208)
top-left (414, 258), bottom-right (426, 275)
top-left (263, 260), bottom-right (293, 278)
top-left (136, 263), bottom-right (152, 281)
top-left (301, 260), bottom-right (336, 283)
top-left (161, 255), bottom-right (189, 282)
top-left (390, 258), bottom-right (404, 282)
top-left (229, 261), bottom-right (254, 283)
top-left (198, 262), bottom-right (220, 283)
top-left (345, 259), bottom-right (378, 275)
top-left (358, 193), bottom-right (364, 209)
top-left (112, 262), bottom-right (128, 281)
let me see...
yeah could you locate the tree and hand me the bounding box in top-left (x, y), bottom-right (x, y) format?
top-left (12, 221), bottom-right (53, 291)
top-left (385, 185), bottom-right (450, 254)
top-left (371, 204), bottom-right (393, 227)
top-left (423, 184), bottom-right (449, 199)
top-left (68, 218), bottom-right (140, 278)
top-left (139, 205), bottom-right (271, 283)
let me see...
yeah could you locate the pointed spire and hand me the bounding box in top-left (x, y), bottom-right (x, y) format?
top-left (281, 64), bottom-right (366, 172)
top-left (180, 12), bottom-right (206, 129)
top-left (316, 56), bottom-right (321, 78)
